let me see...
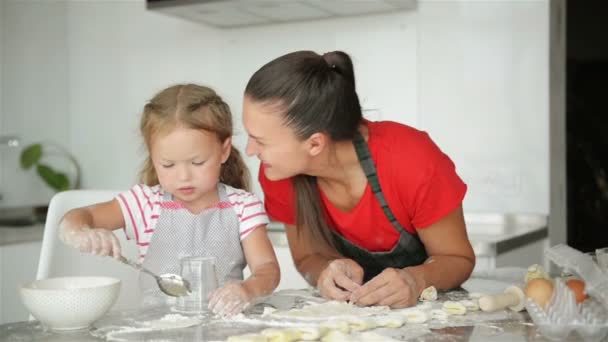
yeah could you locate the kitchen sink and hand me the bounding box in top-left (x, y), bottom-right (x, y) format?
top-left (0, 206), bottom-right (45, 227)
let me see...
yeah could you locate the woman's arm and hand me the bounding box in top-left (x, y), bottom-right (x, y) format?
top-left (406, 205), bottom-right (475, 292)
top-left (241, 225), bottom-right (281, 298)
top-left (349, 205), bottom-right (475, 307)
top-left (286, 223), bottom-right (334, 285)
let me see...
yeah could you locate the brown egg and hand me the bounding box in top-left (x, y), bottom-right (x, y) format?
top-left (525, 278), bottom-right (554, 309)
top-left (566, 278), bottom-right (588, 303)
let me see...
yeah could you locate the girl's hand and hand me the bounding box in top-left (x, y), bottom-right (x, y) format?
top-left (317, 259), bottom-right (364, 301)
top-left (208, 282), bottom-right (252, 317)
top-left (59, 223), bottom-right (122, 258)
top-left (348, 267), bottom-right (421, 308)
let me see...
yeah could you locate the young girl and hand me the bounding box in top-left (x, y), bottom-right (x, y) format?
top-left (59, 84), bottom-right (280, 316)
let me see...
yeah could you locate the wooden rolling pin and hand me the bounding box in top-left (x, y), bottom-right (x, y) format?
top-left (479, 285), bottom-right (525, 312)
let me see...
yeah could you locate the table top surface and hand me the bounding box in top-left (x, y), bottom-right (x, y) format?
top-left (0, 286), bottom-right (595, 342)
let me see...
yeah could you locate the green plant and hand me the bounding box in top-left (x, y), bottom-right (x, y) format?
top-left (20, 143), bottom-right (81, 192)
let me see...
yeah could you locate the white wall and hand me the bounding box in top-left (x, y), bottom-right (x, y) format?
top-left (417, 1), bottom-right (549, 214)
top-left (216, 1), bottom-right (550, 214)
top-left (0, 0), bottom-right (550, 216)
top-left (0, 0), bottom-right (4, 204)
top-left (0, 1), bottom-right (69, 207)
top-left (65, 1), bottom-right (222, 190)
top-left (216, 11), bottom-right (417, 196)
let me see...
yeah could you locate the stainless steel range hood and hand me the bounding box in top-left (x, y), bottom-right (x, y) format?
top-left (147, 0), bottom-right (417, 28)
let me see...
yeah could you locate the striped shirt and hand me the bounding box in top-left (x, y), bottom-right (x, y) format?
top-left (115, 183), bottom-right (269, 259)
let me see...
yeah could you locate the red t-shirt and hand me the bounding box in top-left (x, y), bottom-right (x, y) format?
top-left (259, 120), bottom-right (467, 252)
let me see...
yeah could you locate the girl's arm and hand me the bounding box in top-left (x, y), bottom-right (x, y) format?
top-left (59, 199), bottom-right (126, 258)
top-left (208, 225), bottom-right (280, 316)
top-left (241, 225), bottom-right (281, 298)
top-left (61, 199), bottom-right (126, 230)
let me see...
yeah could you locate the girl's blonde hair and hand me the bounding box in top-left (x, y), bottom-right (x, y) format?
top-left (138, 84), bottom-right (250, 191)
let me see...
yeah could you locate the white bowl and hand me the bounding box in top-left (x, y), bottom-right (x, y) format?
top-left (20, 276), bottom-right (120, 330)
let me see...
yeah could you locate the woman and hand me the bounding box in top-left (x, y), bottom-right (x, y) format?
top-left (242, 50), bottom-right (475, 308)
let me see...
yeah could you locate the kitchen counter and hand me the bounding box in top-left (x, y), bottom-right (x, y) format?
top-left (267, 213), bottom-right (548, 256)
top-left (0, 285), bottom-right (588, 342)
top-left (0, 223), bottom-right (44, 247)
top-left (465, 213), bottom-right (548, 257)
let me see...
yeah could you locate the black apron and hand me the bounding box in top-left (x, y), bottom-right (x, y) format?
top-left (330, 132), bottom-right (428, 282)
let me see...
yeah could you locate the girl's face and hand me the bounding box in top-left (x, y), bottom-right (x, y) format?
top-left (151, 126), bottom-right (230, 206)
top-left (242, 96), bottom-right (312, 181)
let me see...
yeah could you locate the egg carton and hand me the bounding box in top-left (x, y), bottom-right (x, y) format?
top-left (546, 244), bottom-right (608, 306)
top-left (524, 244), bottom-right (608, 341)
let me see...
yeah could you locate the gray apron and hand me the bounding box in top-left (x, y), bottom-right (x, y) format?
top-left (330, 132), bottom-right (428, 283)
top-left (139, 183), bottom-right (245, 306)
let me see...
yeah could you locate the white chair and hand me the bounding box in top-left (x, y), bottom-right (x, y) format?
top-left (36, 190), bottom-right (140, 311)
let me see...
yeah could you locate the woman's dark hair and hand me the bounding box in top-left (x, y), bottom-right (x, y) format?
top-left (245, 50), bottom-right (362, 250)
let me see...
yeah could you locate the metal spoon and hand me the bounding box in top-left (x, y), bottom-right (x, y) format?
top-left (117, 255), bottom-right (191, 297)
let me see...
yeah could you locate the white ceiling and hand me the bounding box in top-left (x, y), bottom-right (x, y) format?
top-left (151, 0), bottom-right (417, 28)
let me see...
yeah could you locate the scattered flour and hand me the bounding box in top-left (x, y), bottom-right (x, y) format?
top-left (93, 287), bottom-right (516, 342)
top-left (222, 295), bottom-right (512, 341)
top-left (92, 314), bottom-right (203, 342)
top-left (219, 313), bottom-right (317, 328)
top-left (266, 300), bottom-right (389, 321)
top-left (142, 314), bottom-right (202, 329)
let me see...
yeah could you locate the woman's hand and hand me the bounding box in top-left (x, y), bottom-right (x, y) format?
top-left (208, 282), bottom-right (252, 317)
top-left (317, 258), bottom-right (364, 301)
top-left (348, 267), bottom-right (421, 308)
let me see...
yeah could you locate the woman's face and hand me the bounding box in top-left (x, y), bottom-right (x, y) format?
top-left (242, 96), bottom-right (311, 181)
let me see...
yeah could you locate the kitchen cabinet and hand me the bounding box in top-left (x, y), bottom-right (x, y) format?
top-left (147, 0), bottom-right (417, 28)
top-left (0, 240), bottom-right (41, 324)
top-left (467, 213), bottom-right (549, 273)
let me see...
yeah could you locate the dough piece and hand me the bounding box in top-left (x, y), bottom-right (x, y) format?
top-left (358, 331), bottom-right (401, 342)
top-left (403, 309), bottom-right (429, 323)
top-left (525, 264), bottom-right (548, 283)
top-left (268, 301), bottom-right (389, 321)
top-left (414, 301), bottom-right (433, 311)
top-left (261, 328), bottom-right (302, 342)
top-left (430, 309), bottom-right (449, 321)
top-left (460, 299), bottom-right (479, 311)
top-left (141, 314), bottom-right (202, 330)
top-left (261, 306), bottom-right (278, 316)
top-left (374, 314), bottom-right (407, 328)
top-left (294, 326), bottom-right (323, 341)
top-left (442, 301), bottom-right (467, 315)
top-left (227, 333), bottom-right (268, 342)
top-left (419, 286), bottom-right (438, 301)
top-left (346, 317), bottom-right (378, 331)
top-left (321, 329), bottom-right (351, 342)
top-left (320, 320), bottom-right (350, 334)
